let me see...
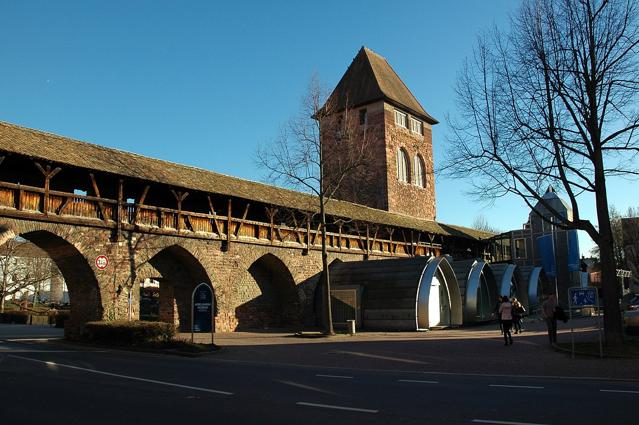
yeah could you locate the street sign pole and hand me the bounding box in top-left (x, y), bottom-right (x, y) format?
top-left (568, 286), bottom-right (600, 359)
top-left (570, 305), bottom-right (574, 358)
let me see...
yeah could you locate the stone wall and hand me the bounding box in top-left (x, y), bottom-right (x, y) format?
top-left (0, 218), bottom-right (372, 335)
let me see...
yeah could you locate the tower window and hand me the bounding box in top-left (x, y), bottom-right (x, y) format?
top-left (394, 110), bottom-right (407, 128)
top-left (410, 117), bottom-right (423, 135)
top-left (359, 109), bottom-right (367, 125)
top-left (414, 155), bottom-right (425, 187)
top-left (397, 148), bottom-right (410, 183)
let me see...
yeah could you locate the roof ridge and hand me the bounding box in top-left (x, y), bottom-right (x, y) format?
top-left (0, 120), bottom-right (308, 199)
top-left (0, 120), bottom-right (485, 240)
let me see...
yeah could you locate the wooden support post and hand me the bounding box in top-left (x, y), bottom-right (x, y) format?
top-left (35, 162), bottom-right (61, 216)
top-left (226, 198), bottom-right (232, 252)
top-left (89, 173), bottom-right (108, 221)
top-left (17, 184), bottom-right (23, 211)
top-left (265, 207), bottom-right (277, 243)
top-left (207, 195), bottom-right (222, 236)
top-left (133, 185), bottom-right (150, 225)
top-left (365, 224), bottom-right (370, 259)
top-left (370, 225), bottom-right (379, 256)
top-left (304, 213), bottom-right (311, 254)
top-left (387, 227), bottom-right (395, 254)
top-left (115, 179), bottom-right (124, 241)
top-left (171, 190), bottom-right (189, 232)
top-left (234, 203), bottom-right (250, 237)
top-left (56, 197), bottom-right (70, 215)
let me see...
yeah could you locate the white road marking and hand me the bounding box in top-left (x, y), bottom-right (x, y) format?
top-left (398, 379), bottom-right (439, 384)
top-left (489, 384), bottom-right (544, 389)
top-left (332, 350), bottom-right (427, 364)
top-left (296, 402), bottom-right (378, 414)
top-left (9, 354), bottom-right (233, 395)
top-left (473, 419), bottom-right (550, 425)
top-left (600, 389), bottom-right (639, 394)
top-left (275, 380), bottom-right (338, 395)
top-left (316, 374), bottom-right (353, 379)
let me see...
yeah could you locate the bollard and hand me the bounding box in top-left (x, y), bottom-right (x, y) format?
top-left (347, 319), bottom-right (356, 335)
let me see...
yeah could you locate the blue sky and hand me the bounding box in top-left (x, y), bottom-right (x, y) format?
top-left (1, 0), bottom-right (635, 255)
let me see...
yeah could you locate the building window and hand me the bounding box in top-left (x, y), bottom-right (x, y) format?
top-left (359, 109), bottom-right (367, 125)
top-left (397, 148), bottom-right (410, 183)
top-left (515, 238), bottom-right (526, 259)
top-left (410, 117), bottom-right (423, 135)
top-left (414, 155), bottom-right (425, 187)
top-left (394, 110), bottom-right (407, 128)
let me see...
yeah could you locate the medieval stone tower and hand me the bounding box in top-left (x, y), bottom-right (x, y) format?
top-left (321, 47), bottom-right (437, 221)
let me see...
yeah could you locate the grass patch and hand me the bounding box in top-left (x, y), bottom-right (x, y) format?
top-left (557, 339), bottom-right (639, 358)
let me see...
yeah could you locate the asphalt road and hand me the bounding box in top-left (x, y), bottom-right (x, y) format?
top-left (1, 329), bottom-right (637, 425)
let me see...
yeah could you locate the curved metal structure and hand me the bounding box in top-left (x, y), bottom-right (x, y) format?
top-left (490, 263), bottom-right (528, 308)
top-left (415, 256), bottom-right (462, 330)
top-left (330, 256), bottom-right (462, 331)
top-left (452, 259), bottom-right (498, 324)
top-left (519, 265), bottom-right (545, 312)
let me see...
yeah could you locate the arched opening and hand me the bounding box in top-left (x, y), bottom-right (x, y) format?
top-left (396, 148), bottom-right (410, 183)
top-left (417, 256), bottom-right (462, 329)
top-left (147, 245), bottom-right (213, 332)
top-left (0, 229), bottom-right (102, 337)
top-left (236, 253), bottom-right (300, 329)
top-left (414, 155), bottom-right (425, 188)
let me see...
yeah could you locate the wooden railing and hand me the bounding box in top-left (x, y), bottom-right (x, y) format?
top-left (0, 181), bottom-right (441, 257)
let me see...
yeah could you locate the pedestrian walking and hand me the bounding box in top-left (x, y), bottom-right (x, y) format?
top-left (494, 295), bottom-right (503, 334)
top-left (511, 298), bottom-right (525, 334)
top-left (541, 293), bottom-right (558, 344)
top-left (498, 295), bottom-right (513, 346)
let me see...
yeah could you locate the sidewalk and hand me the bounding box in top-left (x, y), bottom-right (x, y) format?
top-left (3, 318), bottom-right (637, 381)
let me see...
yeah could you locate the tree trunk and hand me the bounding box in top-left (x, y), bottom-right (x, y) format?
top-left (594, 156), bottom-right (624, 346)
top-left (320, 198), bottom-right (334, 335)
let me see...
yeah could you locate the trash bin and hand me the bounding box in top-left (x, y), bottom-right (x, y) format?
top-left (347, 319), bottom-right (356, 335)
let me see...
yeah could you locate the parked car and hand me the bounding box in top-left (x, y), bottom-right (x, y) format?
top-left (622, 294), bottom-right (639, 334)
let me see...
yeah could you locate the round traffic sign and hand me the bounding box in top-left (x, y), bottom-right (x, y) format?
top-left (95, 255), bottom-right (109, 270)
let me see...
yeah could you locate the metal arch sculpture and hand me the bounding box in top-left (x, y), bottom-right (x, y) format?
top-left (525, 266), bottom-right (544, 312)
top-left (456, 260), bottom-right (498, 324)
top-left (415, 256), bottom-right (462, 330)
top-left (490, 264), bottom-right (528, 308)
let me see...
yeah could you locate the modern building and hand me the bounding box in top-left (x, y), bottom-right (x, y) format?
top-left (492, 187), bottom-right (582, 307)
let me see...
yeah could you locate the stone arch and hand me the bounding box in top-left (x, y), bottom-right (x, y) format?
top-left (145, 244), bottom-right (215, 332)
top-left (235, 252), bottom-right (301, 329)
top-left (0, 227), bottom-right (102, 337)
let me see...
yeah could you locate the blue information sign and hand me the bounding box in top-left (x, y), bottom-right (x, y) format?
top-left (191, 283), bottom-right (213, 333)
top-left (569, 287), bottom-right (597, 307)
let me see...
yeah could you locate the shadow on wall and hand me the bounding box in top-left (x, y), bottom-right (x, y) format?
top-left (148, 245), bottom-right (213, 332)
top-left (19, 230), bottom-right (103, 338)
top-left (235, 253), bottom-right (303, 330)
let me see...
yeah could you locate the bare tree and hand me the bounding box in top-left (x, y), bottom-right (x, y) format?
top-left (444, 0), bottom-right (639, 345)
top-left (471, 214), bottom-right (502, 234)
top-left (0, 237), bottom-right (62, 312)
top-left (257, 76), bottom-right (373, 334)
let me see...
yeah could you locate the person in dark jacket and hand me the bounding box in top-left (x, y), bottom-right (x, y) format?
top-left (542, 293), bottom-right (558, 343)
top-left (511, 298), bottom-right (525, 334)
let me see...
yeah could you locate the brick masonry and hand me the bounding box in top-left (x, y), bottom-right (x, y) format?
top-left (322, 101), bottom-right (436, 221)
top-left (0, 217), bottom-right (371, 337)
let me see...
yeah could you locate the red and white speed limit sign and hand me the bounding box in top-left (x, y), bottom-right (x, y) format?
top-left (95, 255), bottom-right (109, 270)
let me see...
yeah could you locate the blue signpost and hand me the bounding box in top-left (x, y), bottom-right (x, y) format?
top-left (569, 287), bottom-right (597, 307)
top-left (567, 286), bottom-right (602, 358)
top-left (191, 283), bottom-right (214, 344)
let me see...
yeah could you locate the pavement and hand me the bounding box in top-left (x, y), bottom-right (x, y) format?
top-left (3, 316), bottom-right (637, 380)
top-left (1, 317), bottom-right (638, 425)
